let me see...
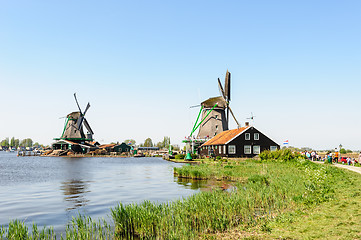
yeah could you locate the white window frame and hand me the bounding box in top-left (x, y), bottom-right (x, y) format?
top-left (219, 145), bottom-right (221, 154)
top-left (253, 145), bottom-right (260, 154)
top-left (254, 133), bottom-right (259, 140)
top-left (244, 145), bottom-right (251, 154)
top-left (223, 145), bottom-right (226, 154)
top-left (270, 146), bottom-right (278, 152)
top-left (228, 145), bottom-right (236, 154)
top-left (245, 133), bottom-right (250, 140)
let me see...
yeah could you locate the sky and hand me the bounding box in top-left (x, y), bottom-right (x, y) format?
top-left (0, 1), bottom-right (360, 150)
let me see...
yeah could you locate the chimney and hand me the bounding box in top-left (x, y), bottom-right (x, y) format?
top-left (245, 122), bottom-right (250, 127)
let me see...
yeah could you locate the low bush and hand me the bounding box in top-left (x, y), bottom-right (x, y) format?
top-left (175, 154), bottom-right (185, 159)
top-left (259, 149), bottom-right (304, 162)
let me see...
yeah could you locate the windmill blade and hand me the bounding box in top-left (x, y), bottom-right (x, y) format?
top-left (218, 78), bottom-right (226, 99)
top-left (76, 116), bottom-right (84, 130)
top-left (228, 105), bottom-right (240, 127)
top-left (224, 70), bottom-right (231, 101)
top-left (83, 102), bottom-right (91, 116)
top-left (190, 104), bottom-right (201, 108)
top-left (83, 118), bottom-right (94, 135)
top-left (73, 93), bottom-right (83, 114)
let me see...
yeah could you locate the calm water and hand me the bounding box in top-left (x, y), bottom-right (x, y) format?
top-left (0, 152), bottom-right (201, 231)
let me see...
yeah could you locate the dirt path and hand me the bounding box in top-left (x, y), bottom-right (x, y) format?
top-left (315, 161), bottom-right (361, 174)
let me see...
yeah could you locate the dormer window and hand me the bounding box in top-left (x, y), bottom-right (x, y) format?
top-left (245, 133), bottom-right (250, 140)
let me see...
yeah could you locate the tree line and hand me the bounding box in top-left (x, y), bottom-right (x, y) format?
top-left (115, 137), bottom-right (179, 150)
top-left (0, 137), bottom-right (43, 148)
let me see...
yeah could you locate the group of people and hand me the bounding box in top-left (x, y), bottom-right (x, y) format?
top-left (302, 150), bottom-right (361, 166)
top-left (302, 151), bottom-right (322, 161)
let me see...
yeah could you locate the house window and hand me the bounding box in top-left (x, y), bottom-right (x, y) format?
top-left (228, 145), bottom-right (236, 154)
top-left (253, 145), bottom-right (260, 154)
top-left (245, 133), bottom-right (250, 140)
top-left (254, 133), bottom-right (259, 140)
top-left (215, 115), bottom-right (218, 119)
top-left (215, 125), bottom-right (218, 129)
top-left (219, 145), bottom-right (221, 154)
top-left (223, 145), bottom-right (226, 154)
top-left (244, 145), bottom-right (251, 154)
top-left (270, 146), bottom-right (278, 152)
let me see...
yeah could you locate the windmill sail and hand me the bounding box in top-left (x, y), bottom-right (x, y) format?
top-left (224, 70), bottom-right (231, 101)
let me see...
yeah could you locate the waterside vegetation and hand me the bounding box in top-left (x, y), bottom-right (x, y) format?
top-left (1, 149), bottom-right (361, 239)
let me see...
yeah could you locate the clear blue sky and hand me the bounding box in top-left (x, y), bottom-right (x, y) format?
top-left (0, 1), bottom-right (360, 150)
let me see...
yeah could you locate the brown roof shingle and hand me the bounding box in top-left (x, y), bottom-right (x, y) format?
top-left (202, 126), bottom-right (249, 146)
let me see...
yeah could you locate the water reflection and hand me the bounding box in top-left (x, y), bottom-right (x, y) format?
top-left (60, 180), bottom-right (90, 210)
top-left (175, 177), bottom-right (235, 192)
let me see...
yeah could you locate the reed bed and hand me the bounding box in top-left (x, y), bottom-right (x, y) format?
top-left (0, 216), bottom-right (112, 240)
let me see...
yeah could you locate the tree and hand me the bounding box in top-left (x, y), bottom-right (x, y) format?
top-left (156, 136), bottom-right (170, 149)
top-left (1, 138), bottom-right (9, 147)
top-left (26, 138), bottom-right (33, 147)
top-left (10, 137), bottom-right (15, 147)
top-left (20, 138), bottom-right (33, 148)
top-left (124, 139), bottom-right (136, 145)
top-left (143, 138), bottom-right (153, 147)
top-left (172, 144), bottom-right (180, 151)
top-left (14, 139), bottom-right (20, 148)
top-left (340, 148), bottom-right (347, 154)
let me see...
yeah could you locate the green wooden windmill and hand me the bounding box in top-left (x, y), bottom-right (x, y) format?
top-left (55, 93), bottom-right (94, 143)
top-left (184, 70), bottom-right (240, 159)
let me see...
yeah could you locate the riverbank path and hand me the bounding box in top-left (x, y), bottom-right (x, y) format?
top-left (314, 161), bottom-right (361, 174)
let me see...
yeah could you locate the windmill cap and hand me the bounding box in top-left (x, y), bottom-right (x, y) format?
top-left (66, 111), bottom-right (81, 118)
top-left (201, 96), bottom-right (227, 108)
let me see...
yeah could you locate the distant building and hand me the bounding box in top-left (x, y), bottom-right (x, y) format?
top-left (52, 140), bottom-right (98, 153)
top-left (199, 124), bottom-right (279, 158)
top-left (113, 143), bottom-right (131, 153)
top-left (98, 143), bottom-right (132, 153)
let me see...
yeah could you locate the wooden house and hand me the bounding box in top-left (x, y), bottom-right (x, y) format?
top-left (199, 124), bottom-right (279, 158)
top-left (113, 143), bottom-right (131, 153)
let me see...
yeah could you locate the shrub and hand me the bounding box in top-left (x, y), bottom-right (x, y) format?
top-left (175, 154), bottom-right (185, 159)
top-left (259, 149), bottom-right (300, 162)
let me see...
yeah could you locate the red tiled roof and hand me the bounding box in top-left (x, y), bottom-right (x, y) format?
top-left (202, 126), bottom-right (249, 146)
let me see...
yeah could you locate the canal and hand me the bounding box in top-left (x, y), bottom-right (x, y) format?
top-left (0, 152), bottom-right (201, 231)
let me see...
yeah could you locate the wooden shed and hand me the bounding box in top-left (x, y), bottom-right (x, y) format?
top-left (199, 125), bottom-right (279, 158)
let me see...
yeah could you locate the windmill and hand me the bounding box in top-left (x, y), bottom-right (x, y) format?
top-left (183, 70), bottom-right (241, 158)
top-left (60, 93), bottom-right (94, 141)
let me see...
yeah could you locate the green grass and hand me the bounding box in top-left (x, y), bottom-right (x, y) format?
top-left (2, 155), bottom-right (361, 239)
top-left (110, 159), bottom-right (342, 239)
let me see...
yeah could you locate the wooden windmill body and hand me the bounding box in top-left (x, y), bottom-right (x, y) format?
top-left (196, 70), bottom-right (240, 139)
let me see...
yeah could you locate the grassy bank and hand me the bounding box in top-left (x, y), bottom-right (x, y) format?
top-left (110, 156), bottom-right (343, 239)
top-left (2, 151), bottom-right (361, 239)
